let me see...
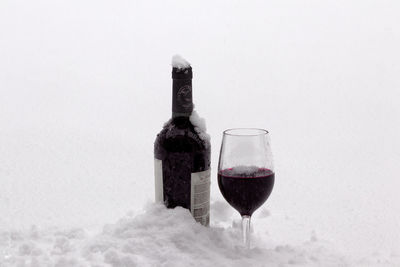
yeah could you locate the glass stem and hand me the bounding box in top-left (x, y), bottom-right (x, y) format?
top-left (241, 215), bottom-right (251, 249)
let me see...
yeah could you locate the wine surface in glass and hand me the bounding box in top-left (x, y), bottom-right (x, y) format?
top-left (218, 166), bottom-right (275, 216)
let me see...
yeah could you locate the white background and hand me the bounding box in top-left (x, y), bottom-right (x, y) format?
top-left (0, 0), bottom-right (399, 262)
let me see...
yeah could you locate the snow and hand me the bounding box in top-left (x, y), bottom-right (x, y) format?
top-left (172, 55), bottom-right (191, 69)
top-left (222, 165), bottom-right (268, 177)
top-left (0, 203), bottom-right (353, 266)
top-left (190, 109), bottom-right (211, 143)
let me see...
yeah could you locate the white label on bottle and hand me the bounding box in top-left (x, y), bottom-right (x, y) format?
top-left (191, 169), bottom-right (211, 226)
top-left (154, 159), bottom-right (163, 203)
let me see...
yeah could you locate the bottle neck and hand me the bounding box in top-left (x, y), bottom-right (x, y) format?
top-left (172, 78), bottom-right (193, 118)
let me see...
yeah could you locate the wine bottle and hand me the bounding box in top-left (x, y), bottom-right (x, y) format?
top-left (154, 55), bottom-right (211, 226)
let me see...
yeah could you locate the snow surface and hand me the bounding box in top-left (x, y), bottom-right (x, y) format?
top-left (2, 203), bottom-right (398, 266)
top-left (0, 203), bottom-right (353, 266)
top-left (171, 55), bottom-right (191, 69)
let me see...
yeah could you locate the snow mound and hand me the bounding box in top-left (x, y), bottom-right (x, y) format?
top-left (0, 204), bottom-right (353, 267)
top-left (172, 55), bottom-right (190, 69)
top-left (190, 109), bottom-right (211, 144)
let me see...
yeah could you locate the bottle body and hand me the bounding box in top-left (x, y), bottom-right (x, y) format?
top-left (154, 117), bottom-right (211, 226)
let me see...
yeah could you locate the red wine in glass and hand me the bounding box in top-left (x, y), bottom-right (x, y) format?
top-left (218, 166), bottom-right (274, 216)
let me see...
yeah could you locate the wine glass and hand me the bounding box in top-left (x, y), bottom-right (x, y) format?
top-left (218, 128), bottom-right (274, 248)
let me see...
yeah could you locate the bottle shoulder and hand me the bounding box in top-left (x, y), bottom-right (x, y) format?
top-left (154, 117), bottom-right (210, 152)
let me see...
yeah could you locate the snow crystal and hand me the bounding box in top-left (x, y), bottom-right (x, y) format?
top-left (0, 203), bottom-right (353, 267)
top-left (221, 165), bottom-right (270, 177)
top-left (171, 55), bottom-right (191, 69)
top-left (190, 109), bottom-right (211, 143)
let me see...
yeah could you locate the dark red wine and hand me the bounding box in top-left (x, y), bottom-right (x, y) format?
top-left (218, 166), bottom-right (274, 216)
top-left (154, 57), bottom-right (211, 226)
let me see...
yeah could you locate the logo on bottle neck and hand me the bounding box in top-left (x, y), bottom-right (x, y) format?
top-left (172, 77), bottom-right (193, 116)
top-left (177, 85), bottom-right (193, 111)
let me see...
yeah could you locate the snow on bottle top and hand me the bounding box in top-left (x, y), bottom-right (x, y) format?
top-left (171, 55), bottom-right (191, 69)
top-left (171, 55), bottom-right (192, 79)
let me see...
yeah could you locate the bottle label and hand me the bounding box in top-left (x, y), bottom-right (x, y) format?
top-left (154, 159), bottom-right (210, 226)
top-left (172, 79), bottom-right (193, 114)
top-left (154, 159), bottom-right (163, 203)
top-left (191, 169), bottom-right (211, 226)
